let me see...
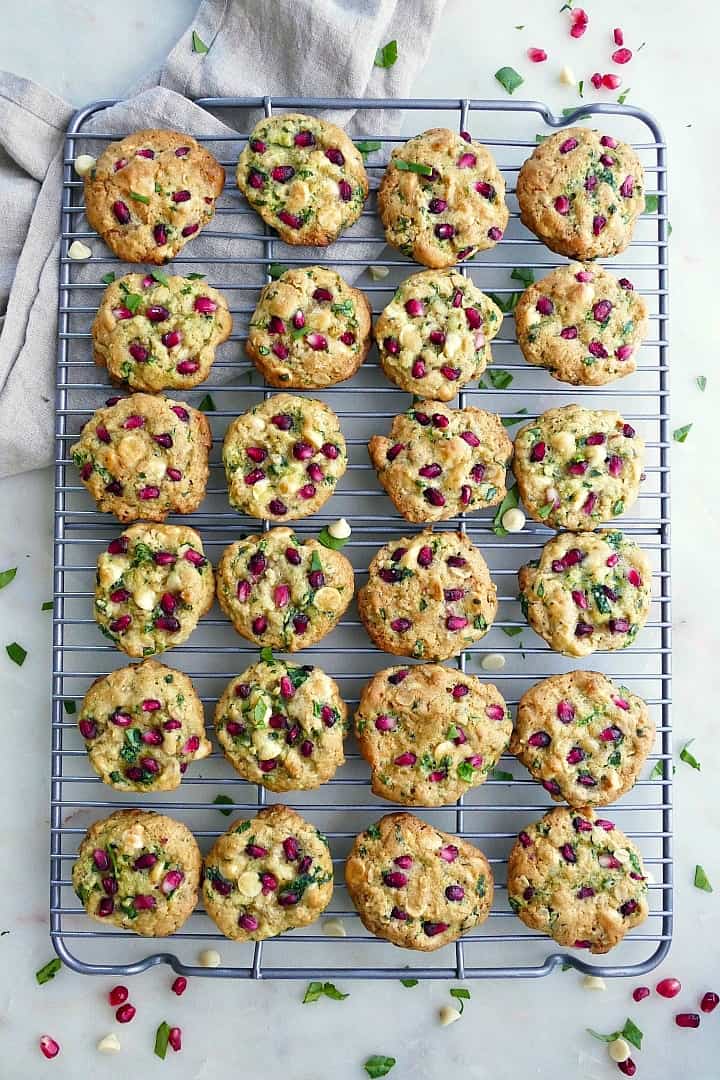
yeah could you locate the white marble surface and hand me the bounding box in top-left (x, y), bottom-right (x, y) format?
top-left (1, 2), bottom-right (719, 1077)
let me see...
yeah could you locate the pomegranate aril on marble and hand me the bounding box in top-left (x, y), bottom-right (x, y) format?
top-left (675, 1013), bottom-right (700, 1029)
top-left (115, 1003), bottom-right (136, 1024)
top-left (39, 1036), bottom-right (60, 1060)
top-left (656, 977), bottom-right (682, 998)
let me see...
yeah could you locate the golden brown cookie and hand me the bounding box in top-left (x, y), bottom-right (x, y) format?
top-left (345, 813), bottom-right (493, 951)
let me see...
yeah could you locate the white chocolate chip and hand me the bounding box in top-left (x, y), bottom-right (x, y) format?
top-left (133, 588), bottom-right (157, 612)
top-left (322, 917), bottom-right (347, 938)
top-left (97, 1033), bottom-right (121, 1054)
top-left (434, 741), bottom-right (456, 759)
top-left (368, 266), bottom-right (390, 281)
top-left (502, 507), bottom-right (526, 533)
top-left (608, 1038), bottom-right (631, 1064)
top-left (74, 154), bottom-right (96, 177)
top-left (559, 66), bottom-right (576, 87)
top-left (236, 871), bottom-right (263, 897)
top-left (582, 975), bottom-right (607, 992)
top-left (198, 949), bottom-right (221, 968)
top-left (438, 1005), bottom-right (461, 1027)
top-left (443, 331), bottom-right (462, 359)
top-left (120, 823), bottom-right (146, 854)
top-left (314, 586), bottom-right (342, 611)
top-left (481, 653), bottom-right (506, 672)
top-left (328, 517), bottom-right (351, 540)
top-left (613, 848), bottom-right (631, 866)
top-left (68, 240), bottom-right (92, 260)
top-left (247, 415), bottom-right (267, 434)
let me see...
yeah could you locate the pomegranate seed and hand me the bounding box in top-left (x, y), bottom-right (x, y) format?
top-left (169, 1027), bottom-right (182, 1051)
top-left (115, 1003), bottom-right (136, 1023)
top-left (701, 991), bottom-right (719, 1013)
top-left (112, 200), bottom-right (130, 224)
top-left (613, 27), bottom-right (624, 46)
top-left (657, 977), bottom-right (682, 998)
top-left (591, 72), bottom-right (604, 89)
top-left (39, 1036), bottom-right (60, 1060)
top-left (603, 73), bottom-right (622, 89)
top-left (527, 47), bottom-right (547, 62)
top-left (570, 8), bottom-right (588, 37)
top-left (617, 1061), bottom-right (636, 1077)
top-left (632, 985), bottom-right (650, 1002)
top-left (612, 48), bottom-right (632, 64)
top-left (108, 985), bottom-right (128, 1006)
top-left (675, 1013), bottom-right (700, 1029)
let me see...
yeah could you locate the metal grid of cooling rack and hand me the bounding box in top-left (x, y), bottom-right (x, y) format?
top-left (51, 96), bottom-right (670, 981)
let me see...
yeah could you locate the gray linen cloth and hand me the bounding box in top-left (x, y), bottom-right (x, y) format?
top-left (0, 0), bottom-right (445, 478)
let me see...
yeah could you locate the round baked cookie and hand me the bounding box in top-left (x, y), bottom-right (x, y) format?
top-left (510, 671), bottom-right (653, 807)
top-left (84, 129), bottom-right (225, 264)
top-left (515, 263), bottom-right (649, 386)
top-left (71, 394), bottom-right (211, 522)
top-left (355, 664), bottom-right (512, 806)
top-left (358, 530), bottom-right (497, 661)
top-left (216, 527), bottom-right (354, 651)
top-left (215, 659), bottom-right (346, 791)
top-left (512, 405), bottom-right (644, 530)
top-left (375, 269), bottom-right (503, 401)
top-left (377, 129), bottom-right (509, 268)
top-left (223, 393), bottom-right (346, 521)
top-left (345, 813), bottom-right (493, 951)
top-left (518, 530), bottom-right (652, 658)
top-left (236, 112), bottom-right (368, 246)
top-left (245, 266), bottom-right (372, 389)
top-left (202, 805), bottom-right (333, 942)
top-left (94, 523), bottom-right (215, 657)
top-left (369, 400), bottom-right (512, 523)
top-left (516, 128), bottom-right (645, 259)
top-left (506, 806), bottom-right (649, 954)
top-left (72, 809), bottom-right (201, 936)
top-left (92, 272), bottom-right (232, 393)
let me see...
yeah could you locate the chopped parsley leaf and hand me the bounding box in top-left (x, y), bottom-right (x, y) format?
top-left (192, 30), bottom-right (209, 54)
top-left (495, 66), bottom-right (524, 95)
top-left (0, 567), bottom-right (17, 591)
top-left (6, 642), bottom-right (26, 666)
top-left (679, 741), bottom-right (700, 771)
top-left (364, 1056), bottom-right (396, 1079)
top-left (673, 423), bottom-right (692, 443)
top-left (36, 958), bottom-right (61, 985)
top-left (198, 394), bottom-right (216, 412)
top-left (694, 865), bottom-right (713, 892)
top-left (374, 40), bottom-right (398, 68)
top-left (394, 160), bottom-right (433, 176)
top-left (450, 987), bottom-right (470, 1014)
top-left (213, 794), bottom-right (234, 816)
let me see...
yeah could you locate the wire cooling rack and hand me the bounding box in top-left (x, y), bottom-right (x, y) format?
top-left (51, 96), bottom-right (670, 981)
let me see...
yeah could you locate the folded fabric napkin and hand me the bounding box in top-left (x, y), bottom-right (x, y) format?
top-left (0, 0), bottom-right (445, 478)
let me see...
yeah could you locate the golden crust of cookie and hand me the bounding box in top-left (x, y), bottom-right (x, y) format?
top-left (345, 812), bottom-right (493, 951)
top-left (72, 809), bottom-right (201, 936)
top-left (506, 805), bottom-right (649, 954)
top-left (377, 129), bottom-right (509, 268)
top-left (510, 671), bottom-right (654, 807)
top-left (94, 523), bottom-right (215, 658)
top-left (202, 805), bottom-right (333, 941)
top-left (222, 393), bottom-right (347, 521)
top-left (78, 659), bottom-right (211, 792)
top-left (71, 394), bottom-right (211, 522)
top-left (245, 266), bottom-right (372, 389)
top-left (358, 530), bottom-right (497, 662)
top-left (512, 405), bottom-right (644, 530)
top-left (355, 664), bottom-right (512, 806)
top-left (375, 269), bottom-right (503, 400)
top-left (516, 128), bottom-right (645, 260)
top-left (518, 530), bottom-right (652, 658)
top-left (216, 527), bottom-right (354, 652)
top-left (369, 400), bottom-right (512, 523)
top-left (236, 113), bottom-right (368, 246)
top-left (515, 263), bottom-right (648, 386)
top-left (92, 273), bottom-right (232, 393)
top-left (214, 660), bottom-right (346, 791)
top-left (84, 129), bottom-right (225, 264)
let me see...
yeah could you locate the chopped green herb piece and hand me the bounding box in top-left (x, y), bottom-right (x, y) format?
top-left (511, 267), bottom-right (534, 287)
top-left (673, 424), bottom-right (692, 444)
top-left (394, 160), bottom-right (433, 176)
top-left (192, 30), bottom-right (209, 54)
top-left (617, 88), bottom-right (631, 105)
top-left (35, 958), bottom-right (61, 985)
top-left (310, 550), bottom-right (323, 574)
top-left (151, 270), bottom-right (170, 287)
top-left (561, 107), bottom-right (590, 120)
top-left (487, 291), bottom-right (519, 314)
top-left (502, 408), bottom-right (528, 428)
top-left (123, 292), bottom-right (142, 314)
top-left (679, 741), bottom-right (700, 771)
top-left (374, 40), bottom-right (398, 68)
top-left (186, 272), bottom-right (206, 280)
top-left (303, 980), bottom-right (349, 1003)
top-left (42, 600), bottom-right (54, 611)
top-left (100, 272), bottom-right (116, 286)
top-left (260, 646), bottom-right (275, 663)
top-left (495, 66), bottom-right (524, 95)
top-left (515, 24), bottom-right (525, 29)
top-left (129, 191), bottom-right (150, 205)
top-left (198, 394), bottom-right (216, 413)
top-left (268, 263), bottom-right (289, 280)
top-left (644, 195), bottom-right (658, 214)
top-left (588, 1017), bottom-right (643, 1051)
top-left (0, 568), bottom-right (17, 591)
top-left (578, 79), bottom-right (584, 98)
top-left (502, 627), bottom-right (523, 638)
top-left (318, 527), bottom-right (348, 550)
top-left (6, 642), bottom-right (26, 666)
top-left (560, 961), bottom-right (572, 971)
top-left (356, 140), bottom-right (382, 157)
top-left (491, 768), bottom-right (513, 782)
top-left (213, 794), bottom-right (234, 816)
top-left (450, 987), bottom-right (470, 1014)
top-left (63, 700), bottom-right (76, 715)
top-left (400, 978), bottom-right (418, 987)
top-left (365, 1056), bottom-right (396, 1079)
top-left (696, 376), bottom-right (707, 392)
top-left (649, 760), bottom-right (664, 780)
top-left (488, 369), bottom-right (513, 390)
top-left (492, 486), bottom-right (520, 537)
top-left (694, 864), bottom-right (713, 892)
top-left (154, 1020), bottom-right (171, 1059)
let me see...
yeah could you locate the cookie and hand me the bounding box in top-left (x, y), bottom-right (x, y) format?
top-left (516, 128), bottom-right (645, 260)
top-left (518, 530), bottom-right (652, 657)
top-left (202, 805), bottom-right (333, 941)
top-left (215, 659), bottom-right (346, 791)
top-left (345, 813), bottom-right (493, 951)
top-left (223, 393), bottom-right (347, 521)
top-left (510, 671), bottom-right (653, 807)
top-left (216, 527), bottom-right (353, 651)
top-left (92, 272), bottom-right (232, 393)
top-left (236, 113), bottom-right (368, 246)
top-left (355, 664), bottom-right (511, 806)
top-left (377, 129), bottom-right (509, 268)
top-left (375, 269), bottom-right (503, 400)
top-left (506, 806), bottom-right (649, 954)
top-left (84, 129), bottom-right (225, 264)
top-left (512, 405), bottom-right (644, 529)
top-left (94, 524), bottom-right (215, 657)
top-left (72, 809), bottom-right (201, 937)
top-left (358, 530), bottom-right (497, 661)
top-left (515, 263), bottom-right (649, 386)
top-left (78, 660), bottom-right (211, 791)
top-left (245, 266), bottom-right (372, 389)
top-left (369, 400), bottom-right (512, 523)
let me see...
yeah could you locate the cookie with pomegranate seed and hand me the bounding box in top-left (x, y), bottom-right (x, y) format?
top-left (515, 263), bottom-right (649, 386)
top-left (216, 527), bottom-right (353, 651)
top-left (84, 129), bottom-right (225, 264)
top-left (518, 530), bottom-right (652, 658)
top-left (358, 530), bottom-right (497, 662)
top-left (375, 269), bottom-right (503, 401)
top-left (510, 671), bottom-right (653, 807)
top-left (78, 659), bottom-right (211, 792)
top-left (94, 523), bottom-right (215, 657)
top-left (71, 394), bottom-right (211, 523)
top-left (506, 805), bottom-right (649, 954)
top-left (245, 266), bottom-right (372, 389)
top-left (223, 393), bottom-right (347, 521)
top-left (236, 112), bottom-right (368, 246)
top-left (355, 664), bottom-right (511, 806)
top-left (202, 804), bottom-right (333, 941)
top-left (377, 129), bottom-right (509, 268)
top-left (512, 405), bottom-right (644, 530)
top-left (72, 809), bottom-right (201, 936)
top-left (345, 812), bottom-right (493, 951)
top-left (517, 128), bottom-right (645, 260)
top-left (369, 400), bottom-right (512, 523)
top-left (92, 272), bottom-right (232, 393)
top-left (215, 659), bottom-right (346, 791)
